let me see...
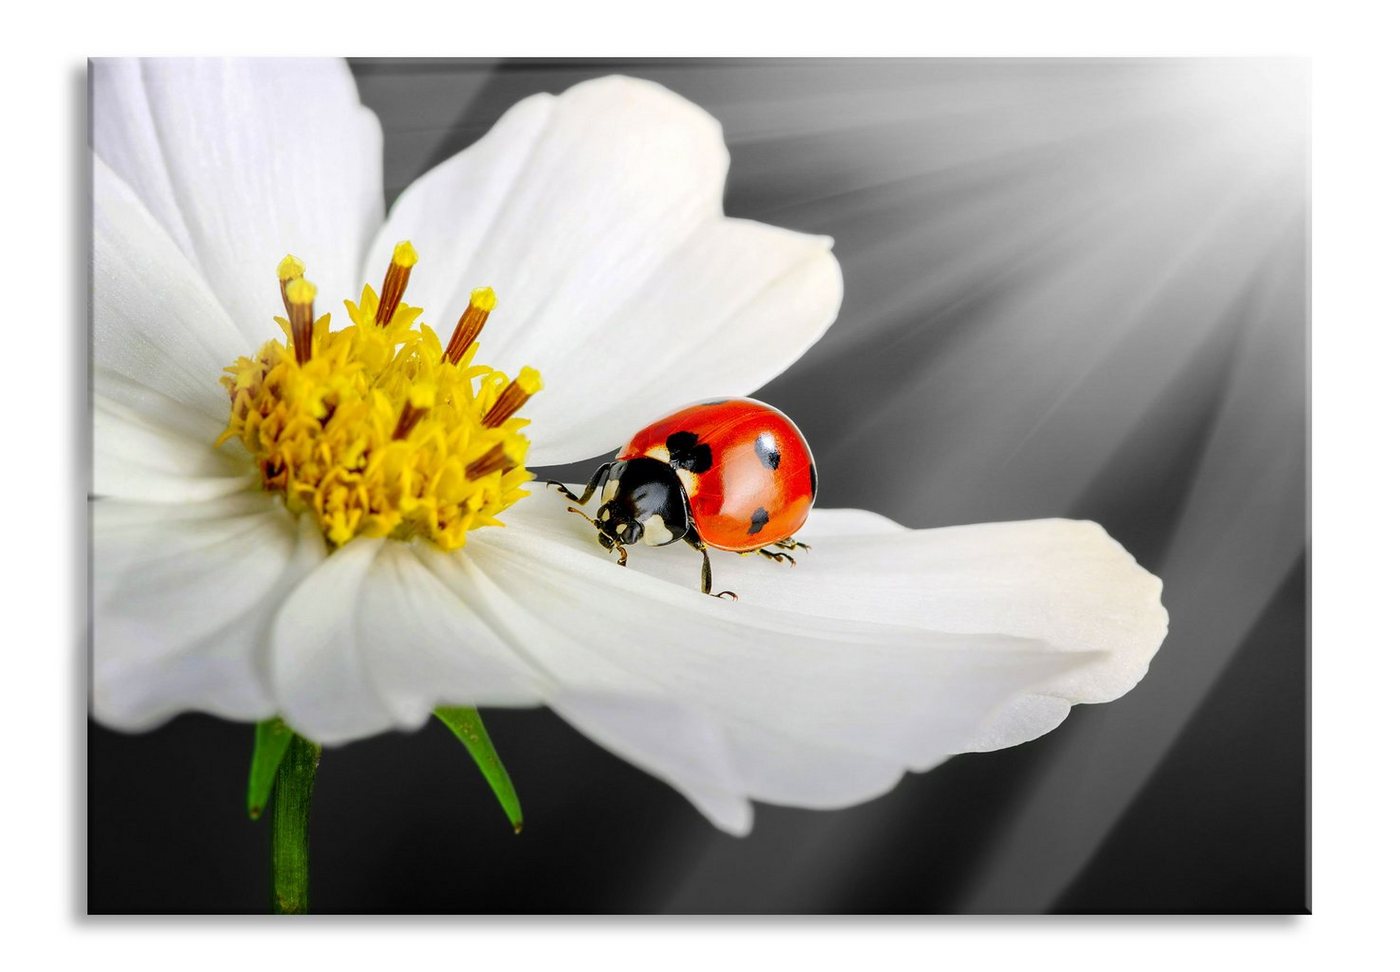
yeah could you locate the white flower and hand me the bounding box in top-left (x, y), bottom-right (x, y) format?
top-left (92, 58), bottom-right (1168, 836)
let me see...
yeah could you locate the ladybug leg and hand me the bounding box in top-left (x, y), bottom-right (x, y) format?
top-left (757, 536), bottom-right (808, 566)
top-left (700, 548), bottom-right (736, 600)
top-left (545, 480), bottom-right (581, 501)
top-left (685, 531), bottom-right (736, 600)
top-left (595, 534), bottom-right (626, 567)
top-left (545, 463), bottom-right (612, 506)
top-left (757, 547), bottom-right (797, 567)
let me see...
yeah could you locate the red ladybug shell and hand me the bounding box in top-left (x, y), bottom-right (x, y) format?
top-left (617, 399), bottom-right (817, 552)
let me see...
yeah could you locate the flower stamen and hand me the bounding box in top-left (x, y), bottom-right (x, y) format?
top-left (219, 243), bottom-right (540, 551)
top-left (284, 277), bottom-right (317, 365)
top-left (375, 240), bottom-right (418, 326)
top-left (463, 442), bottom-right (516, 479)
top-left (392, 382), bottom-right (436, 441)
top-left (483, 367), bottom-right (543, 428)
top-left (277, 253), bottom-right (306, 318)
top-left (444, 286), bottom-right (497, 365)
top-left (392, 404), bottom-right (428, 441)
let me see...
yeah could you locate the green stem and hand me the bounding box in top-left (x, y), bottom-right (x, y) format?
top-left (269, 733), bottom-right (320, 915)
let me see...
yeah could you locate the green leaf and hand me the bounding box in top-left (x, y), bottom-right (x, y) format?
top-left (247, 717), bottom-right (295, 820)
top-left (434, 707), bottom-right (523, 833)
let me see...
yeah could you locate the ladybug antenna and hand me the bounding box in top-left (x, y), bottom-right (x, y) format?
top-left (565, 506), bottom-right (601, 530)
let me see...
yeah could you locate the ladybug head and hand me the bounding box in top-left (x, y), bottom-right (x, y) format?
top-left (595, 457), bottom-right (689, 549)
top-left (597, 506), bottom-right (643, 546)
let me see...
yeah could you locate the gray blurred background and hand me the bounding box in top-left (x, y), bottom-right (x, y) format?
top-left (89, 58), bottom-right (1308, 914)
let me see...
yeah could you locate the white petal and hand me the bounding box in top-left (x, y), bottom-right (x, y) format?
top-left (354, 543), bottom-right (546, 724)
top-left (93, 157), bottom-right (245, 427)
top-left (92, 494), bottom-right (324, 731)
top-left (90, 58), bottom-right (198, 258)
top-left (527, 220), bottom-right (841, 464)
top-left (268, 539), bottom-right (547, 744)
top-left (94, 394), bottom-right (254, 502)
top-left (805, 514), bottom-right (1169, 754)
top-left (503, 489), bottom-right (1167, 773)
top-left (92, 58), bottom-right (383, 344)
top-left (269, 537), bottom-right (399, 742)
top-left (368, 76), bottom-right (842, 465)
top-left (556, 499), bottom-right (1166, 713)
top-left (450, 515), bottom-right (1092, 834)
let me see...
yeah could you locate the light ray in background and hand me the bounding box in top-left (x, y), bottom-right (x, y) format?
top-left (963, 234), bottom-right (1306, 912)
top-left (345, 58), bottom-right (1307, 913)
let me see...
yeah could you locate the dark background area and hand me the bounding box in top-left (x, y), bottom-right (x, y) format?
top-left (88, 58), bottom-right (1308, 914)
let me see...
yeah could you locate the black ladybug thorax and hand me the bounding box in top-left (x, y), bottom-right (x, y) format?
top-left (597, 457), bottom-right (691, 547)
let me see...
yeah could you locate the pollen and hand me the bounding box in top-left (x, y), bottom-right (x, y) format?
top-left (218, 243), bottom-right (541, 551)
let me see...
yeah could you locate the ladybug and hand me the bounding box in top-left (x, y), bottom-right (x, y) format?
top-left (546, 398), bottom-right (817, 597)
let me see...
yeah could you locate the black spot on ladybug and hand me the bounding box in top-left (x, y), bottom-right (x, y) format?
top-left (747, 506), bottom-right (769, 535)
top-left (666, 431), bottom-right (713, 474)
top-left (809, 463), bottom-right (818, 497)
top-left (754, 431), bottom-right (781, 470)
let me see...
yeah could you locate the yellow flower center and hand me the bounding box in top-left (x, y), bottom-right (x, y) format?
top-left (218, 240), bottom-right (542, 551)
